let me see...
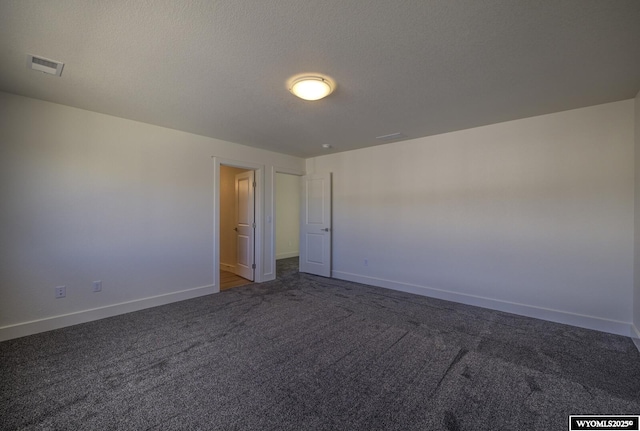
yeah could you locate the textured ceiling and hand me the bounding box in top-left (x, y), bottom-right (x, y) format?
top-left (1, 0), bottom-right (639, 158)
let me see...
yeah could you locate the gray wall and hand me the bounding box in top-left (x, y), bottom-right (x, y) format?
top-left (0, 92), bottom-right (304, 340)
top-left (308, 100), bottom-right (635, 336)
top-left (634, 90), bottom-right (640, 342)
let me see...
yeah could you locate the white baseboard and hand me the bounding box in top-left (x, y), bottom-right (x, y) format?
top-left (220, 262), bottom-right (235, 272)
top-left (332, 271), bottom-right (634, 338)
top-left (0, 284), bottom-right (216, 342)
top-left (632, 324), bottom-right (640, 352)
top-left (276, 252), bottom-right (299, 260)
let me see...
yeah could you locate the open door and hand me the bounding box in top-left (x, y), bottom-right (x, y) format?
top-left (235, 170), bottom-right (255, 281)
top-left (299, 173), bottom-right (331, 277)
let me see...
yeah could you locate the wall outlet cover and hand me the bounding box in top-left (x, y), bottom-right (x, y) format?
top-left (55, 286), bottom-right (66, 298)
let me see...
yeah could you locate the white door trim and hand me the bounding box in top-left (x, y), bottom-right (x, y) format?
top-left (213, 157), bottom-right (264, 292)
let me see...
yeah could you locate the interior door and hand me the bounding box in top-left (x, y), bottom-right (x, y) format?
top-left (299, 173), bottom-right (332, 277)
top-left (235, 170), bottom-right (255, 281)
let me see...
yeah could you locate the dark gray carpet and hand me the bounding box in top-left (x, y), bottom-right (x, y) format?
top-left (2, 257), bottom-right (639, 430)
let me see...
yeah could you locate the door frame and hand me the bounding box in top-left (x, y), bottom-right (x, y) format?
top-left (213, 157), bottom-right (264, 292)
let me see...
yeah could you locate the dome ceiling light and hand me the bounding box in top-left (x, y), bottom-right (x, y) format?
top-left (288, 75), bottom-right (335, 101)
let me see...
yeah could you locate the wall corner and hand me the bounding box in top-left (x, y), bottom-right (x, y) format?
top-left (634, 90), bottom-right (640, 339)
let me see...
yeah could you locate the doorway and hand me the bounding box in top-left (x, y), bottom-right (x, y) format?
top-left (275, 172), bottom-right (300, 261)
top-left (214, 158), bottom-right (264, 293)
top-left (219, 164), bottom-right (255, 290)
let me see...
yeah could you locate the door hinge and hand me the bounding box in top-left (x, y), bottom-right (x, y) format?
top-left (253, 181), bottom-right (256, 188)
top-left (252, 222), bottom-right (256, 229)
top-left (252, 263), bottom-right (256, 269)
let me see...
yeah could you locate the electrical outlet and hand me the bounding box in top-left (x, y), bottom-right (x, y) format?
top-left (55, 286), bottom-right (66, 298)
top-left (92, 280), bottom-right (102, 292)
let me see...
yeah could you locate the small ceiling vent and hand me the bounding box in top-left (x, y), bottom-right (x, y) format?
top-left (27, 54), bottom-right (64, 76)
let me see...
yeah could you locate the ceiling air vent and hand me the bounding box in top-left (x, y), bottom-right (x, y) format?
top-left (27, 54), bottom-right (64, 77)
top-left (376, 132), bottom-right (407, 142)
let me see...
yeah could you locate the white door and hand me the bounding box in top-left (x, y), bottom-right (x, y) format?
top-left (235, 170), bottom-right (255, 281)
top-left (299, 173), bottom-right (331, 277)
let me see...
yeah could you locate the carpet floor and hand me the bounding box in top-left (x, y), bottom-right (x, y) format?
top-left (1, 257), bottom-right (639, 430)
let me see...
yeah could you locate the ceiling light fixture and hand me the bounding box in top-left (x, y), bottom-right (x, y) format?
top-left (288, 75), bottom-right (335, 101)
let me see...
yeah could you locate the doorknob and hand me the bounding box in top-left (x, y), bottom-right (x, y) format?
top-left (321, 228), bottom-right (330, 232)
top-left (234, 227), bottom-right (238, 231)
